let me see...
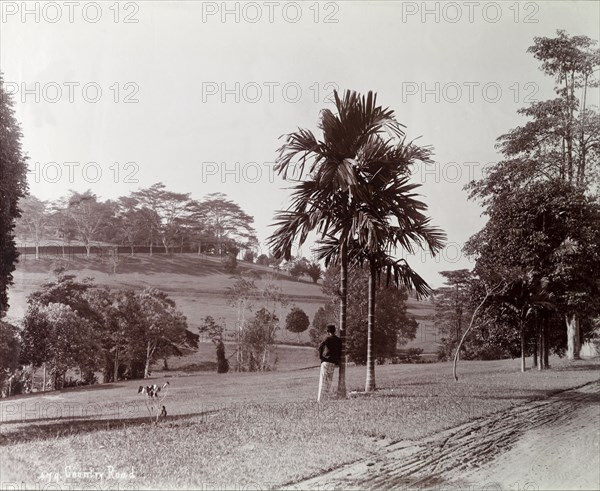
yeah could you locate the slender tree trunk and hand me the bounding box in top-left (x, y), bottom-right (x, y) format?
top-left (453, 283), bottom-right (500, 381)
top-left (565, 75), bottom-right (574, 184)
top-left (144, 343), bottom-right (155, 378)
top-left (130, 244), bottom-right (134, 256)
top-left (42, 363), bottom-right (46, 392)
top-left (337, 241), bottom-right (348, 399)
top-left (520, 320), bottom-right (526, 372)
top-left (537, 318), bottom-right (543, 371)
top-left (578, 73), bottom-right (588, 186)
top-left (113, 348), bottom-right (119, 382)
top-left (35, 242), bottom-right (40, 260)
top-left (261, 345), bottom-right (268, 371)
top-left (566, 313), bottom-right (581, 361)
top-left (543, 316), bottom-right (550, 369)
top-left (365, 259), bottom-right (376, 392)
top-left (85, 242), bottom-right (91, 257)
top-left (30, 366), bottom-right (36, 393)
top-left (561, 138), bottom-right (566, 179)
top-left (144, 358), bottom-right (151, 379)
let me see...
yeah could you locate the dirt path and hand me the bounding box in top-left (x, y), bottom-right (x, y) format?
top-left (294, 381), bottom-right (600, 490)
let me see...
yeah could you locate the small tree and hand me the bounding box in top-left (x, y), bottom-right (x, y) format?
top-left (310, 305), bottom-right (337, 346)
top-left (242, 308), bottom-right (279, 371)
top-left (135, 288), bottom-right (192, 378)
top-left (15, 196), bottom-right (48, 260)
top-left (66, 190), bottom-right (113, 257)
top-left (289, 261), bottom-right (305, 281)
top-left (222, 254), bottom-right (238, 274)
top-left (256, 254), bottom-right (270, 266)
top-left (305, 262), bottom-right (322, 283)
top-left (226, 276), bottom-right (257, 371)
top-left (199, 316), bottom-right (229, 373)
top-left (285, 307), bottom-right (310, 342)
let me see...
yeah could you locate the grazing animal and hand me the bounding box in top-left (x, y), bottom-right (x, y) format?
top-left (138, 382), bottom-right (169, 398)
top-left (137, 382), bottom-right (170, 423)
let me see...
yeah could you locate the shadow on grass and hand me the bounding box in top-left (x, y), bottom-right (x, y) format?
top-left (553, 362), bottom-right (600, 372)
top-left (3, 382), bottom-right (127, 402)
top-left (0, 410), bottom-right (218, 446)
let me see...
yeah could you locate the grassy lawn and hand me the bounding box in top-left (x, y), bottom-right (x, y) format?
top-left (1, 357), bottom-right (598, 489)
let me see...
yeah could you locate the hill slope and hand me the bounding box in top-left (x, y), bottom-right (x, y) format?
top-left (7, 253), bottom-right (439, 352)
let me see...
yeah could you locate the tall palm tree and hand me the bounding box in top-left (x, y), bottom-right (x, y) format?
top-left (318, 203), bottom-right (445, 392)
top-left (268, 90), bottom-right (405, 398)
top-left (355, 143), bottom-right (445, 392)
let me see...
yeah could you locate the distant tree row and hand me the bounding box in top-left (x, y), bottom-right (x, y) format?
top-left (15, 184), bottom-right (258, 261)
top-left (13, 272), bottom-right (197, 391)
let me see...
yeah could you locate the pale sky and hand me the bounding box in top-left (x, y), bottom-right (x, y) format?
top-left (2, 0), bottom-right (599, 287)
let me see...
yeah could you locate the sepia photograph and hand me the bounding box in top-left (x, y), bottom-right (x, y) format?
top-left (1, 1), bottom-right (599, 489)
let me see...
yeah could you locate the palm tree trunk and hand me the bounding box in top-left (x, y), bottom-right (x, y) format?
top-left (365, 259), bottom-right (376, 392)
top-left (337, 241), bottom-right (348, 399)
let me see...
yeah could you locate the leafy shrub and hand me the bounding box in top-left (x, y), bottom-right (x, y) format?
top-left (222, 254), bottom-right (238, 273)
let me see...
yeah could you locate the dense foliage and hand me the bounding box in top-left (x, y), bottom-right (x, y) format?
top-left (310, 266), bottom-right (418, 364)
top-left (19, 274), bottom-right (197, 389)
top-left (464, 31), bottom-right (600, 366)
top-left (0, 74), bottom-right (29, 314)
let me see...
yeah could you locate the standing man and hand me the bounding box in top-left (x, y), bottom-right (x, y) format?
top-left (317, 324), bottom-right (342, 402)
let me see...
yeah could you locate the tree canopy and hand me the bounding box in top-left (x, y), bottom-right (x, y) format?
top-left (0, 74), bottom-right (29, 314)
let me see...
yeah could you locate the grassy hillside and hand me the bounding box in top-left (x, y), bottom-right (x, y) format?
top-left (8, 254), bottom-right (326, 342)
top-left (7, 253), bottom-right (440, 362)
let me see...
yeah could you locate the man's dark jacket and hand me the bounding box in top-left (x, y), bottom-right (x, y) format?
top-left (319, 334), bottom-right (342, 365)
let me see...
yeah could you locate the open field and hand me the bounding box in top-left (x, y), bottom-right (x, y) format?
top-left (1, 357), bottom-right (598, 489)
top-left (7, 254), bottom-right (440, 352)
